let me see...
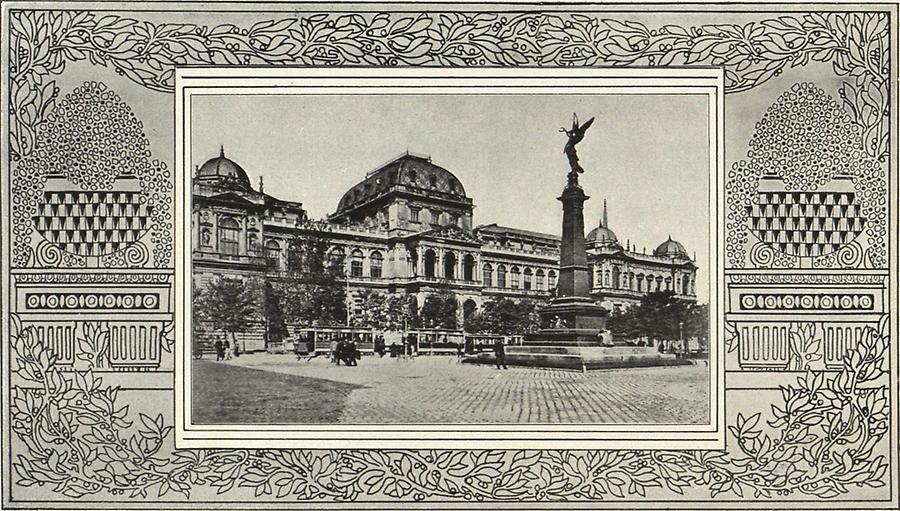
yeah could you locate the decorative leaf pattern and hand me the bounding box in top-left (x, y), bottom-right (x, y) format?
top-left (9, 313), bottom-right (891, 501)
top-left (4, 7), bottom-right (894, 503)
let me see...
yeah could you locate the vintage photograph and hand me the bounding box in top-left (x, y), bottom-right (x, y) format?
top-left (188, 88), bottom-right (714, 426)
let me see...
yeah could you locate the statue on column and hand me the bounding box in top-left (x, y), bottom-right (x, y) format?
top-left (559, 113), bottom-right (595, 187)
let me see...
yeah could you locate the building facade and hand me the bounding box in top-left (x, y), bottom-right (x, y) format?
top-left (192, 150), bottom-right (698, 351)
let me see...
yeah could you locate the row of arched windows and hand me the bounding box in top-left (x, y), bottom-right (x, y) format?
top-left (416, 248), bottom-right (476, 281)
top-left (596, 266), bottom-right (694, 295)
top-left (482, 263), bottom-right (556, 291)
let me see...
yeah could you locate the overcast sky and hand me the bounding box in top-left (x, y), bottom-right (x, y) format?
top-left (192, 93), bottom-right (711, 302)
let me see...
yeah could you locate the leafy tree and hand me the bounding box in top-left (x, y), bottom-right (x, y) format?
top-left (351, 290), bottom-right (420, 330)
top-left (262, 280), bottom-right (288, 345)
top-left (194, 276), bottom-right (261, 343)
top-left (606, 291), bottom-right (709, 346)
top-left (274, 231), bottom-right (347, 326)
top-left (471, 297), bottom-right (543, 335)
top-left (419, 291), bottom-right (458, 330)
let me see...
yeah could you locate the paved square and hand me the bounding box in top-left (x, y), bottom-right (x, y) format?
top-left (196, 354), bottom-right (709, 424)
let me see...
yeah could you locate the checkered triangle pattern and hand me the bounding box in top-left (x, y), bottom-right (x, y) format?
top-left (32, 191), bottom-right (153, 256)
top-left (746, 191), bottom-right (865, 258)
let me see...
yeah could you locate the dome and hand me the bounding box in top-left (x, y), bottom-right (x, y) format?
top-left (335, 153), bottom-right (467, 214)
top-left (586, 199), bottom-right (619, 246)
top-left (196, 147), bottom-right (252, 190)
top-left (586, 225), bottom-right (618, 244)
top-left (654, 236), bottom-right (689, 258)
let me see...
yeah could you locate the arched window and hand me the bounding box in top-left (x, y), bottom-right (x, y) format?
top-left (265, 239), bottom-right (281, 269)
top-left (682, 275), bottom-right (690, 295)
top-left (424, 249), bottom-right (437, 278)
top-left (463, 254), bottom-right (475, 281)
top-left (611, 266), bottom-right (620, 290)
top-left (510, 266), bottom-right (521, 288)
top-left (443, 251), bottom-right (457, 280)
top-left (350, 249), bottom-right (364, 277)
top-left (604, 269), bottom-right (610, 287)
top-left (328, 246), bottom-right (345, 271)
top-left (536, 269), bottom-right (545, 290)
top-left (409, 248), bottom-right (418, 275)
top-left (218, 217), bottom-right (240, 255)
top-left (548, 270), bottom-right (557, 289)
top-left (370, 251), bottom-right (383, 278)
top-left (497, 265), bottom-right (507, 288)
top-left (523, 268), bottom-right (533, 290)
top-left (483, 263), bottom-right (493, 287)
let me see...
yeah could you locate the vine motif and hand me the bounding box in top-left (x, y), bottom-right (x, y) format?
top-left (4, 7), bottom-right (894, 503)
top-left (9, 313), bottom-right (890, 501)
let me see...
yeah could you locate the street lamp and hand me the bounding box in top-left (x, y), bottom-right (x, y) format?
top-left (679, 321), bottom-right (684, 354)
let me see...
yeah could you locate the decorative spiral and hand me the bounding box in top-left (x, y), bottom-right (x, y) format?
top-left (836, 240), bottom-right (864, 268)
top-left (122, 241), bottom-right (150, 267)
top-left (34, 240), bottom-right (63, 268)
top-left (749, 242), bottom-right (776, 268)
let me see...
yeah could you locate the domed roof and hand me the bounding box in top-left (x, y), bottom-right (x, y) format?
top-left (196, 146), bottom-right (251, 190)
top-left (586, 225), bottom-right (618, 244)
top-left (335, 153), bottom-right (467, 214)
top-left (586, 199), bottom-right (619, 246)
top-left (654, 236), bottom-right (689, 258)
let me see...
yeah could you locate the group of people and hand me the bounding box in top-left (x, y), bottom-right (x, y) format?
top-left (329, 337), bottom-right (361, 366)
top-left (213, 337), bottom-right (240, 361)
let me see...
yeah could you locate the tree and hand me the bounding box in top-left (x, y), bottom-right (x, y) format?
top-left (606, 291), bottom-right (709, 347)
top-left (419, 291), bottom-right (458, 330)
top-left (274, 230), bottom-right (347, 326)
top-left (194, 276), bottom-right (261, 343)
top-left (351, 290), bottom-right (419, 330)
top-left (471, 297), bottom-right (543, 335)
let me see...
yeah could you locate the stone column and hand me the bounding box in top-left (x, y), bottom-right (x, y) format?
top-left (556, 186), bottom-right (591, 299)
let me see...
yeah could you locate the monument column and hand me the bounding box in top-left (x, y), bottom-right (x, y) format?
top-left (556, 186), bottom-right (592, 299)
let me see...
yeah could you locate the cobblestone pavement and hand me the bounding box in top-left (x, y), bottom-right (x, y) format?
top-left (224, 354), bottom-right (710, 424)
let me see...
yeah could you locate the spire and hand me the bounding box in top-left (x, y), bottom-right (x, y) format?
top-left (602, 199), bottom-right (608, 228)
top-left (259, 176), bottom-right (264, 193)
top-left (219, 144), bottom-right (225, 157)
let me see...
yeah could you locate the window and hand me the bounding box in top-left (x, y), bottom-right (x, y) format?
top-left (483, 264), bottom-right (493, 287)
top-left (218, 217), bottom-right (240, 255)
top-left (424, 249), bottom-right (437, 278)
top-left (350, 249), bottom-right (364, 277)
top-left (510, 266), bottom-right (520, 288)
top-left (548, 270), bottom-right (557, 289)
top-left (524, 268), bottom-right (533, 290)
top-left (497, 265), bottom-right (507, 288)
top-left (444, 252), bottom-right (457, 280)
top-left (612, 266), bottom-right (621, 290)
top-left (535, 269), bottom-right (545, 290)
top-left (410, 207), bottom-right (420, 223)
top-left (370, 251), bottom-right (383, 278)
top-left (265, 239), bottom-right (281, 268)
top-left (328, 247), bottom-right (345, 271)
top-left (429, 174), bottom-right (437, 188)
top-left (463, 254), bottom-right (475, 281)
top-left (409, 169), bottom-right (417, 183)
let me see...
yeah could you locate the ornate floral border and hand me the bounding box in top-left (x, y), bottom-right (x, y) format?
top-left (5, 7), bottom-right (895, 505)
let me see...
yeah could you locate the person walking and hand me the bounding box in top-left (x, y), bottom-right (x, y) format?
top-left (493, 337), bottom-right (508, 370)
top-left (214, 339), bottom-right (224, 361)
top-left (330, 338), bottom-right (339, 365)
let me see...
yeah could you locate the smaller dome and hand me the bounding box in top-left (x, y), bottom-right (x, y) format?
top-left (654, 236), bottom-right (688, 258)
top-left (586, 224), bottom-right (618, 244)
top-left (196, 146), bottom-right (251, 190)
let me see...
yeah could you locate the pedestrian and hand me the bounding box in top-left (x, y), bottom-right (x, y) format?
top-left (389, 342), bottom-right (398, 358)
top-left (336, 338), bottom-right (346, 366)
top-left (455, 341), bottom-right (464, 360)
top-left (233, 341), bottom-right (241, 358)
top-left (348, 340), bottom-right (360, 366)
top-left (223, 338), bottom-right (232, 360)
top-left (214, 339), bottom-right (224, 361)
top-left (330, 338), bottom-right (339, 365)
top-left (493, 337), bottom-right (508, 370)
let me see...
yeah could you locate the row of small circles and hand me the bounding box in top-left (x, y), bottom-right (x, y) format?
top-left (739, 293), bottom-right (874, 311)
top-left (25, 293), bottom-right (160, 310)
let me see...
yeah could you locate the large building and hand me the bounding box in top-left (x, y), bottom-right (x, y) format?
top-left (192, 149), bottom-right (698, 351)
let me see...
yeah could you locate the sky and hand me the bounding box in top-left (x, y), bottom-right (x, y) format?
top-left (191, 92), bottom-right (711, 302)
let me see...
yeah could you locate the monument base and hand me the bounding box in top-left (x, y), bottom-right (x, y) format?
top-left (537, 297), bottom-right (609, 332)
top-left (462, 345), bottom-right (692, 371)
